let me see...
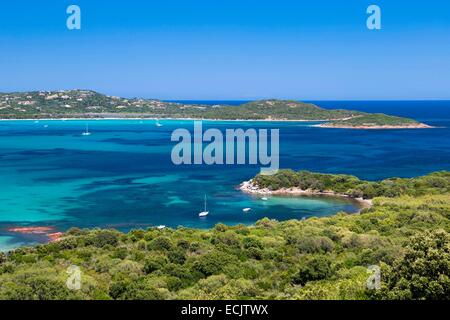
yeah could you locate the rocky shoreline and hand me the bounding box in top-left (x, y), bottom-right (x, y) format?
top-left (239, 179), bottom-right (373, 209)
top-left (7, 226), bottom-right (64, 242)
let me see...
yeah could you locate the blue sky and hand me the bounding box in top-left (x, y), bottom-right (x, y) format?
top-left (1, 0), bottom-right (449, 100)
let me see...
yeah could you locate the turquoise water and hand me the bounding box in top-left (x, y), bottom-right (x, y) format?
top-left (0, 101), bottom-right (449, 250)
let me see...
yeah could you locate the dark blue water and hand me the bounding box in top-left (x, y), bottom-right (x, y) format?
top-left (0, 101), bottom-right (449, 250)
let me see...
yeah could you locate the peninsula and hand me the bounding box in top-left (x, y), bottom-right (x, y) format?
top-left (239, 169), bottom-right (446, 201)
top-left (0, 90), bottom-right (431, 129)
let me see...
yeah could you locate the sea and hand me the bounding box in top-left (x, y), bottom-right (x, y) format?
top-left (0, 100), bottom-right (449, 250)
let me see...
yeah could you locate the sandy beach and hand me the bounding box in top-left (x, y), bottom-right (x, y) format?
top-left (0, 117), bottom-right (435, 129)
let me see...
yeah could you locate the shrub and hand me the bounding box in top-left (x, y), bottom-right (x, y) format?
top-left (292, 256), bottom-right (333, 286)
top-left (149, 237), bottom-right (173, 251)
top-left (243, 237), bottom-right (263, 250)
top-left (211, 231), bottom-right (241, 248)
top-left (112, 247), bottom-right (128, 260)
top-left (168, 249), bottom-right (186, 265)
top-left (246, 247), bottom-right (263, 260)
top-left (295, 236), bottom-right (335, 253)
top-left (88, 230), bottom-right (119, 248)
top-left (176, 239), bottom-right (190, 250)
top-left (137, 240), bottom-right (147, 251)
top-left (193, 251), bottom-right (238, 276)
top-left (372, 229), bottom-right (450, 300)
top-left (143, 256), bottom-right (167, 274)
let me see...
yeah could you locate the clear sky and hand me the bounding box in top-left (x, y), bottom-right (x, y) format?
top-left (1, 0), bottom-right (449, 100)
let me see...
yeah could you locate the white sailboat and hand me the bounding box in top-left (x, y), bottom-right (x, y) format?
top-left (82, 123), bottom-right (91, 136)
top-left (198, 194), bottom-right (209, 217)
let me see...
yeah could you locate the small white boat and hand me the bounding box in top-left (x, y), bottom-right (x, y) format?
top-left (81, 123), bottom-right (91, 136)
top-left (157, 225), bottom-right (166, 230)
top-left (156, 120), bottom-right (163, 127)
top-left (198, 194), bottom-right (209, 217)
top-left (243, 208), bottom-right (252, 212)
top-left (261, 197), bottom-right (268, 201)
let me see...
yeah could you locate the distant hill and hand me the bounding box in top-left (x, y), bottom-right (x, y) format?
top-left (0, 90), bottom-right (431, 128)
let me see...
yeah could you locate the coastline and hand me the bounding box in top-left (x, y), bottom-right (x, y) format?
top-left (313, 123), bottom-right (434, 129)
top-left (0, 117), bottom-right (435, 129)
top-left (0, 117), bottom-right (331, 122)
top-left (239, 179), bottom-right (373, 210)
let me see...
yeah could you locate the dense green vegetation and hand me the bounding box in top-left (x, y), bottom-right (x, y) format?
top-left (0, 171), bottom-right (448, 300)
top-left (321, 114), bottom-right (421, 127)
top-left (0, 90), bottom-right (424, 127)
top-left (254, 170), bottom-right (450, 199)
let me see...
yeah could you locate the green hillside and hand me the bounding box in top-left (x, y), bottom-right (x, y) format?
top-left (0, 90), bottom-right (426, 128)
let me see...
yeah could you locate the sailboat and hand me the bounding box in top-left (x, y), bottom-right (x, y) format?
top-left (198, 194), bottom-right (209, 217)
top-left (81, 123), bottom-right (91, 136)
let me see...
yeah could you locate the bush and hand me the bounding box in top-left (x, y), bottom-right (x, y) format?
top-left (211, 231), bottom-right (241, 248)
top-left (112, 247), bottom-right (128, 260)
top-left (149, 237), bottom-right (173, 251)
top-left (168, 249), bottom-right (186, 265)
top-left (137, 240), bottom-right (147, 251)
top-left (176, 239), bottom-right (190, 250)
top-left (243, 237), bottom-right (263, 250)
top-left (193, 251), bottom-right (238, 276)
top-left (373, 229), bottom-right (450, 300)
top-left (143, 256), bottom-right (167, 274)
top-left (20, 277), bottom-right (74, 300)
top-left (246, 247), bottom-right (263, 260)
top-left (292, 256), bottom-right (333, 286)
top-left (295, 236), bottom-right (335, 253)
top-left (88, 230), bottom-right (119, 248)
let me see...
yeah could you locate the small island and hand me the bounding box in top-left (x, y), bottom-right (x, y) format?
top-left (315, 114), bottom-right (433, 129)
top-left (0, 90), bottom-right (432, 129)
